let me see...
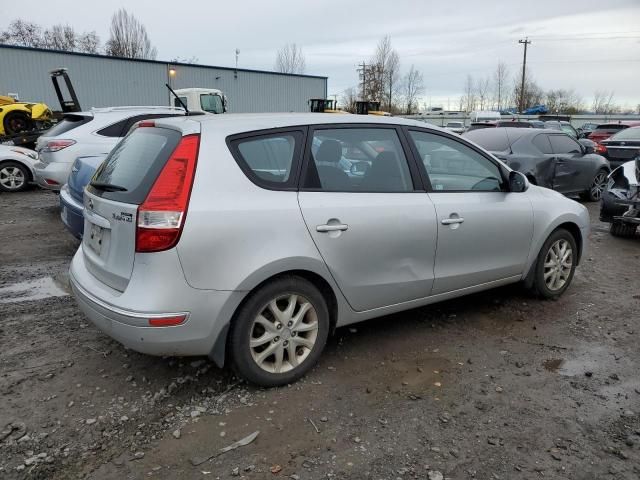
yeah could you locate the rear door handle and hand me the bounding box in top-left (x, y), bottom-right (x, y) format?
top-left (316, 224), bottom-right (349, 232)
top-left (441, 218), bottom-right (464, 225)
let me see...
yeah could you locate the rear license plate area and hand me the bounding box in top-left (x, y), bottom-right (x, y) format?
top-left (87, 224), bottom-right (104, 255)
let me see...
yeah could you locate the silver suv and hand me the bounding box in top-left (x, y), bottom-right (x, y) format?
top-left (33, 106), bottom-right (185, 190)
top-left (70, 113), bottom-right (590, 386)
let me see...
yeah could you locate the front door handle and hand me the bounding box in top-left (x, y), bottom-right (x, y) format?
top-left (317, 223), bottom-right (349, 232)
top-left (441, 217), bottom-right (464, 225)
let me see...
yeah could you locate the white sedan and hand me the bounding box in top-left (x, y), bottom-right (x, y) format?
top-left (0, 144), bottom-right (38, 192)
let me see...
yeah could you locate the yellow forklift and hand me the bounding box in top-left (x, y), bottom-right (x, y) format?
top-left (355, 101), bottom-right (390, 116)
top-left (308, 98), bottom-right (345, 114)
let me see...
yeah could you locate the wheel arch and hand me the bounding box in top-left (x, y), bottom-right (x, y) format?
top-left (210, 264), bottom-right (342, 368)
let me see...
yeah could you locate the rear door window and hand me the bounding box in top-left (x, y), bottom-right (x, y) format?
top-left (229, 130), bottom-right (304, 189)
top-left (533, 134), bottom-right (553, 154)
top-left (549, 135), bottom-right (581, 154)
top-left (88, 127), bottom-right (181, 204)
top-left (464, 129), bottom-right (511, 152)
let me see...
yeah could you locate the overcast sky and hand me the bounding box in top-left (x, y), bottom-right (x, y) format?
top-left (2, 0), bottom-right (639, 109)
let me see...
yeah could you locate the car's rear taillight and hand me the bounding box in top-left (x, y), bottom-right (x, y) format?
top-left (595, 144), bottom-right (607, 154)
top-left (135, 134), bottom-right (200, 253)
top-left (43, 139), bottom-right (76, 152)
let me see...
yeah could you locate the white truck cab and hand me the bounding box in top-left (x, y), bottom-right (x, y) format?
top-left (172, 88), bottom-right (226, 114)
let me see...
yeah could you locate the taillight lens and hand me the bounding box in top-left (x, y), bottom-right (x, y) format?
top-left (43, 139), bottom-right (76, 152)
top-left (135, 134), bottom-right (199, 253)
top-left (595, 144), bottom-right (607, 154)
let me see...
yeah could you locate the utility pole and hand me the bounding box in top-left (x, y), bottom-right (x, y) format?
top-left (357, 62), bottom-right (367, 100)
top-left (518, 38), bottom-right (531, 113)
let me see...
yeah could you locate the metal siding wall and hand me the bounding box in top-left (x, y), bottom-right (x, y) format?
top-left (0, 47), bottom-right (326, 113)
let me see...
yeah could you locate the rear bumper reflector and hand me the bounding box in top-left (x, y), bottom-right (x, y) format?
top-left (148, 314), bottom-right (187, 327)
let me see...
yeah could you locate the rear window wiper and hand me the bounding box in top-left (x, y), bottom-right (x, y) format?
top-left (90, 181), bottom-right (128, 192)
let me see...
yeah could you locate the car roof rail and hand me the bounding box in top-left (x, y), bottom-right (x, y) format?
top-left (90, 106), bottom-right (186, 113)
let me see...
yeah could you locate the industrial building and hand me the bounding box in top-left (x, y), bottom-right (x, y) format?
top-left (0, 45), bottom-right (327, 113)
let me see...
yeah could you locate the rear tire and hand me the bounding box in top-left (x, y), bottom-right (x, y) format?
top-left (3, 111), bottom-right (32, 135)
top-left (0, 161), bottom-right (30, 192)
top-left (529, 228), bottom-right (577, 299)
top-left (229, 276), bottom-right (330, 387)
top-left (610, 221), bottom-right (637, 238)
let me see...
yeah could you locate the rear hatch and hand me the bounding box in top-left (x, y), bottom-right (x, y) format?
top-left (588, 124), bottom-right (627, 143)
top-left (82, 122), bottom-right (196, 291)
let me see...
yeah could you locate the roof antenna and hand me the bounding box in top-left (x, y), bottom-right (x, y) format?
top-left (165, 83), bottom-right (189, 115)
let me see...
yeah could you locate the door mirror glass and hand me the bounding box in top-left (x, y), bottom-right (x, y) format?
top-left (508, 170), bottom-right (528, 192)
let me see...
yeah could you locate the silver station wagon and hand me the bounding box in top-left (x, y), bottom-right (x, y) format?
top-left (70, 113), bottom-right (590, 386)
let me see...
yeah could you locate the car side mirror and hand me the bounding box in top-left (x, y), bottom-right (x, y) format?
top-left (508, 171), bottom-right (529, 192)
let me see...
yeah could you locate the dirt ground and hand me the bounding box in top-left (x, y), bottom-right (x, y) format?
top-left (1, 188), bottom-right (639, 480)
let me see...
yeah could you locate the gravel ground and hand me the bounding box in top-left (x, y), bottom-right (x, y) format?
top-left (0, 189), bottom-right (639, 480)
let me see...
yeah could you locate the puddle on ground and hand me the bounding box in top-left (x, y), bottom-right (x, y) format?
top-left (543, 358), bottom-right (565, 372)
top-left (0, 276), bottom-right (69, 304)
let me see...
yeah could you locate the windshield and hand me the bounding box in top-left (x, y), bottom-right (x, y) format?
top-left (200, 94), bottom-right (224, 114)
top-left (610, 127), bottom-right (640, 141)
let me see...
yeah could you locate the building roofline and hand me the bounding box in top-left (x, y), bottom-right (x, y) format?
top-left (0, 44), bottom-right (328, 80)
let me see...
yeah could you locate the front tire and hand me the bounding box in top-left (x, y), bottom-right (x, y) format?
top-left (0, 161), bottom-right (31, 192)
top-left (229, 276), bottom-right (330, 387)
top-left (529, 228), bottom-right (577, 299)
top-left (580, 169), bottom-right (608, 202)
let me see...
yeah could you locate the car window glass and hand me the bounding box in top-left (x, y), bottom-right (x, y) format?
top-left (96, 119), bottom-right (127, 137)
top-left (236, 134), bottom-right (297, 184)
top-left (303, 128), bottom-right (413, 192)
top-left (174, 96), bottom-right (188, 108)
top-left (533, 134), bottom-right (553, 154)
top-left (200, 94), bottom-right (224, 114)
top-left (409, 130), bottom-right (503, 192)
top-left (549, 135), bottom-right (581, 154)
top-left (463, 129), bottom-right (511, 151)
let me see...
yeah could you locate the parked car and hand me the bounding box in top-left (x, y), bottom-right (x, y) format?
top-left (600, 159), bottom-right (639, 238)
top-left (466, 121), bottom-right (497, 132)
top-left (444, 121), bottom-right (465, 134)
top-left (577, 122), bottom-right (598, 138)
top-left (0, 145), bottom-right (38, 192)
top-left (528, 120), bottom-right (545, 129)
top-left (544, 121), bottom-right (579, 139)
top-left (598, 126), bottom-right (640, 169)
top-left (33, 106), bottom-right (186, 190)
top-left (70, 113), bottom-right (590, 387)
top-left (588, 121), bottom-right (640, 144)
top-left (60, 154), bottom-right (107, 239)
top-left (463, 127), bottom-right (610, 201)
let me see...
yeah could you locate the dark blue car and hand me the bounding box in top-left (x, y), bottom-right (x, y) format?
top-left (59, 154), bottom-right (106, 239)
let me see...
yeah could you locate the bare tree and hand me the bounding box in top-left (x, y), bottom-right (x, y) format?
top-left (493, 62), bottom-right (509, 111)
top-left (400, 65), bottom-right (424, 114)
top-left (368, 36), bottom-right (401, 111)
top-left (592, 90), bottom-right (616, 114)
top-left (340, 87), bottom-right (358, 113)
top-left (76, 31), bottom-right (101, 54)
top-left (0, 19), bottom-right (44, 47)
top-left (274, 43), bottom-right (306, 74)
top-left (171, 56), bottom-right (199, 64)
top-left (105, 9), bottom-right (157, 60)
top-left (545, 89), bottom-right (584, 114)
top-left (462, 74), bottom-right (476, 112)
top-left (511, 69), bottom-right (543, 111)
top-left (42, 25), bottom-right (77, 51)
top-left (475, 76), bottom-right (491, 110)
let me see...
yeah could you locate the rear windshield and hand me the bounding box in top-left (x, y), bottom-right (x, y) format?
top-left (45, 114), bottom-right (92, 137)
top-left (88, 127), bottom-right (181, 204)
top-left (609, 127), bottom-right (640, 141)
top-left (595, 124), bottom-right (627, 132)
top-left (464, 129), bottom-right (511, 152)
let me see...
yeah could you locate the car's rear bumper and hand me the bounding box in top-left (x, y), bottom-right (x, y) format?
top-left (59, 184), bottom-right (84, 239)
top-left (34, 161), bottom-right (72, 190)
top-left (69, 247), bottom-right (245, 359)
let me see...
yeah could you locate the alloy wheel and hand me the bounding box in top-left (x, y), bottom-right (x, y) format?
top-left (0, 166), bottom-right (26, 191)
top-left (543, 239), bottom-right (573, 291)
top-left (249, 294), bottom-right (319, 374)
top-left (589, 171), bottom-right (608, 201)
